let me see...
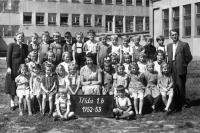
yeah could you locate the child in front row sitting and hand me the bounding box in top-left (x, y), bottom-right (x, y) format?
top-left (113, 85), bottom-right (134, 120)
top-left (66, 63), bottom-right (83, 95)
top-left (128, 62), bottom-right (145, 118)
top-left (15, 64), bottom-right (32, 116)
top-left (157, 62), bottom-right (173, 116)
top-left (53, 89), bottom-right (75, 121)
top-left (113, 64), bottom-right (128, 97)
top-left (41, 64), bottom-right (57, 116)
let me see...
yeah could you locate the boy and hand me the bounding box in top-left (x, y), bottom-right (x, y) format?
top-left (144, 36), bottom-right (156, 61)
top-left (113, 85), bottom-right (134, 120)
top-left (132, 35), bottom-right (144, 62)
top-left (84, 29), bottom-right (98, 64)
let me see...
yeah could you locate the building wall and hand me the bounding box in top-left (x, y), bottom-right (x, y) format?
top-left (150, 0), bottom-right (200, 58)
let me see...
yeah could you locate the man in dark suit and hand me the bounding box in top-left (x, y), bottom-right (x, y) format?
top-left (167, 29), bottom-right (192, 112)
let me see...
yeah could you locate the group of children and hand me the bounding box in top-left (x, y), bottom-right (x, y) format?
top-left (14, 29), bottom-right (173, 121)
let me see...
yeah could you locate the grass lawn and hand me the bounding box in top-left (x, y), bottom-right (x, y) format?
top-left (0, 58), bottom-right (200, 133)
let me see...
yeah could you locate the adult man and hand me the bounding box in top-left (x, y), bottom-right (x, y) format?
top-left (167, 29), bottom-right (192, 112)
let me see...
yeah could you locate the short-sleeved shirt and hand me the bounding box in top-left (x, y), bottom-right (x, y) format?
top-left (121, 45), bottom-right (133, 55)
top-left (116, 96), bottom-right (131, 108)
top-left (113, 72), bottom-right (128, 87)
top-left (65, 74), bottom-right (80, 86)
top-left (137, 61), bottom-right (147, 73)
top-left (84, 40), bottom-right (98, 54)
top-left (39, 42), bottom-right (50, 54)
top-left (15, 74), bottom-right (30, 90)
top-left (55, 96), bottom-right (71, 111)
top-left (41, 73), bottom-right (57, 91)
top-left (111, 44), bottom-right (121, 55)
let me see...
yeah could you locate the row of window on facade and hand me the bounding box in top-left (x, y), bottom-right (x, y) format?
top-left (23, 13), bottom-right (149, 31)
top-left (162, 2), bottom-right (200, 37)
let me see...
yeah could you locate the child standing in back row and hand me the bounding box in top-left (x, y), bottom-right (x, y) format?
top-left (156, 35), bottom-right (167, 62)
top-left (120, 36), bottom-right (133, 64)
top-left (39, 31), bottom-right (50, 64)
top-left (132, 36), bottom-right (144, 62)
top-left (28, 33), bottom-right (39, 60)
top-left (144, 37), bottom-right (156, 61)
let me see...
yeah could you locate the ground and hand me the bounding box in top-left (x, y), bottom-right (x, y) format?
top-left (0, 58), bottom-right (200, 133)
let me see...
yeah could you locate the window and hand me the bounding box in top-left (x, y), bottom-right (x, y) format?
top-left (72, 0), bottom-right (79, 3)
top-left (23, 12), bottom-right (32, 24)
top-left (115, 16), bottom-right (123, 33)
top-left (48, 13), bottom-right (56, 25)
top-left (105, 0), bottom-right (112, 5)
top-left (0, 25), bottom-right (19, 37)
top-left (126, 16), bottom-right (133, 32)
top-left (145, 17), bottom-right (149, 31)
top-left (136, 16), bottom-right (143, 31)
top-left (36, 0), bottom-right (45, 1)
top-left (146, 0), bottom-right (149, 7)
top-left (60, 0), bottom-right (68, 2)
top-left (60, 14), bottom-right (68, 26)
top-left (84, 14), bottom-right (91, 26)
top-left (48, 0), bottom-right (56, 2)
top-left (136, 0), bottom-right (143, 6)
top-left (116, 0), bottom-right (123, 5)
top-left (173, 7), bottom-right (179, 32)
top-left (95, 0), bottom-right (102, 4)
top-left (163, 9), bottom-right (169, 37)
top-left (95, 15), bottom-right (102, 26)
top-left (84, 0), bottom-right (91, 3)
top-left (0, 0), bottom-right (19, 13)
top-left (196, 3), bottom-right (200, 36)
top-left (72, 14), bottom-right (80, 26)
top-left (126, 0), bottom-right (132, 5)
top-left (183, 5), bottom-right (191, 36)
top-left (36, 13), bottom-right (44, 25)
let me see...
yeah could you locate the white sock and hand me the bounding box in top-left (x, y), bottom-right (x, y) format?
top-left (11, 100), bottom-right (14, 107)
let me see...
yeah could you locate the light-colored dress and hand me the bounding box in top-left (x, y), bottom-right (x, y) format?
top-left (26, 61), bottom-right (36, 73)
top-left (123, 63), bottom-right (130, 74)
top-left (157, 74), bottom-right (173, 95)
top-left (30, 73), bottom-right (42, 96)
top-left (154, 61), bottom-right (162, 75)
top-left (80, 65), bottom-right (102, 95)
top-left (111, 44), bottom-right (121, 55)
top-left (143, 71), bottom-right (160, 98)
top-left (60, 61), bottom-right (72, 75)
top-left (15, 74), bottom-right (30, 97)
top-left (113, 72), bottom-right (128, 95)
top-left (137, 61), bottom-right (147, 73)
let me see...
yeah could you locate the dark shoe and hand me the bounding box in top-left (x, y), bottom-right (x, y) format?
top-left (136, 114), bottom-right (140, 119)
top-left (10, 106), bottom-right (15, 111)
top-left (165, 110), bottom-right (171, 116)
top-left (126, 117), bottom-right (130, 121)
top-left (48, 111), bottom-right (53, 117)
top-left (152, 109), bottom-right (157, 113)
top-left (115, 116), bottom-right (119, 120)
top-left (53, 117), bottom-right (59, 121)
top-left (139, 114), bottom-right (143, 118)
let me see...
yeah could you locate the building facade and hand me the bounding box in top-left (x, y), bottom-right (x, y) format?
top-left (0, 0), bottom-right (149, 51)
top-left (150, 0), bottom-right (200, 58)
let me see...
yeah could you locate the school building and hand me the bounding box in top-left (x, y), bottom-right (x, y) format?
top-left (150, 0), bottom-right (200, 58)
top-left (0, 0), bottom-right (150, 52)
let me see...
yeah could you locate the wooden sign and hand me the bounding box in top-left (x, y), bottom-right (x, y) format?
top-left (71, 95), bottom-right (114, 117)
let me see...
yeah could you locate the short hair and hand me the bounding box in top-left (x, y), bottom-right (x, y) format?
top-left (132, 35), bottom-right (141, 41)
top-left (14, 32), bottom-right (25, 42)
top-left (139, 52), bottom-right (147, 58)
top-left (68, 63), bottom-right (78, 71)
top-left (46, 51), bottom-right (55, 58)
top-left (62, 51), bottom-right (71, 60)
top-left (145, 37), bottom-right (153, 42)
top-left (75, 31), bottom-right (84, 37)
top-left (53, 31), bottom-right (61, 38)
top-left (18, 64), bottom-right (28, 74)
top-left (28, 51), bottom-right (37, 57)
top-left (170, 29), bottom-right (179, 35)
top-left (85, 52), bottom-right (94, 61)
top-left (116, 63), bottom-right (125, 71)
top-left (64, 32), bottom-right (72, 37)
top-left (160, 62), bottom-right (169, 73)
top-left (122, 35), bottom-right (130, 43)
top-left (123, 52), bottom-right (131, 58)
top-left (31, 33), bottom-right (38, 38)
top-left (45, 63), bottom-right (53, 71)
top-left (146, 60), bottom-right (154, 68)
top-left (104, 61), bottom-right (111, 67)
top-left (116, 85), bottom-right (125, 92)
top-left (100, 35), bottom-right (107, 39)
top-left (56, 64), bottom-right (66, 75)
top-left (87, 29), bottom-right (96, 36)
top-left (41, 31), bottom-right (50, 37)
top-left (128, 62), bottom-right (139, 70)
top-left (33, 64), bottom-right (41, 70)
top-left (156, 50), bottom-right (165, 60)
top-left (59, 88), bottom-right (68, 94)
top-left (156, 35), bottom-right (164, 42)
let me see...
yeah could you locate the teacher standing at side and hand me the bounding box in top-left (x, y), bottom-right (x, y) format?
top-left (167, 29), bottom-right (192, 112)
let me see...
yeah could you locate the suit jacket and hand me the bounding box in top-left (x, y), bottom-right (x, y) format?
top-left (167, 40), bottom-right (192, 75)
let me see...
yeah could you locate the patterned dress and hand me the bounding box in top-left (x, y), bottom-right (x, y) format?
top-left (30, 73), bottom-right (42, 96)
top-left (157, 74), bottom-right (173, 95)
top-left (41, 73), bottom-right (57, 96)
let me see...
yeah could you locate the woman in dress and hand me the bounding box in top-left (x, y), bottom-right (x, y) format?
top-left (5, 32), bottom-right (29, 110)
top-left (80, 53), bottom-right (102, 95)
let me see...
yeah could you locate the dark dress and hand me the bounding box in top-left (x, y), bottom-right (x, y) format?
top-left (5, 43), bottom-right (28, 95)
top-left (144, 44), bottom-right (156, 61)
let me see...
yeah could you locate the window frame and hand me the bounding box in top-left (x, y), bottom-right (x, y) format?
top-left (72, 14), bottom-right (80, 26)
top-left (136, 16), bottom-right (143, 31)
top-left (83, 0), bottom-right (92, 4)
top-left (23, 12), bottom-right (32, 25)
top-left (136, 0), bottom-right (143, 6)
top-left (172, 7), bottom-right (179, 33)
top-left (94, 0), bottom-right (102, 4)
top-left (116, 0), bottom-right (123, 5)
top-left (95, 15), bottom-right (102, 27)
top-left (126, 0), bottom-right (133, 6)
top-left (125, 16), bottom-right (134, 32)
top-left (145, 16), bottom-right (149, 31)
top-left (60, 14), bottom-right (68, 26)
top-left (36, 13), bottom-right (45, 25)
top-left (196, 2), bottom-right (200, 36)
top-left (105, 0), bottom-right (113, 5)
top-left (84, 14), bottom-right (92, 26)
top-left (163, 9), bottom-right (169, 38)
top-left (183, 4), bottom-right (191, 37)
top-left (48, 13), bottom-right (57, 25)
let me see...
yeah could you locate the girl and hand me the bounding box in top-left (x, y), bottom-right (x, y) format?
top-left (157, 62), bottom-right (173, 115)
top-left (72, 32), bottom-right (86, 70)
top-left (102, 60), bottom-right (114, 95)
top-left (55, 64), bottom-right (67, 99)
top-left (154, 50), bottom-right (165, 75)
top-left (29, 64), bottom-right (42, 113)
top-left (60, 52), bottom-right (72, 75)
top-left (113, 64), bottom-right (128, 97)
top-left (50, 31), bottom-right (63, 65)
top-left (144, 61), bottom-right (160, 113)
top-left (132, 36), bottom-right (144, 62)
top-left (66, 63), bottom-right (83, 95)
top-left (63, 32), bottom-right (75, 60)
top-left (144, 37), bottom-right (156, 61)
top-left (15, 64), bottom-right (32, 116)
top-left (41, 64), bottom-right (57, 116)
top-left (42, 51), bottom-right (56, 72)
top-left (123, 52), bottom-right (132, 74)
top-left (111, 53), bottom-right (119, 73)
top-left (120, 36), bottom-right (133, 63)
top-left (137, 53), bottom-right (147, 73)
top-left (53, 89), bottom-right (74, 121)
top-left (110, 35), bottom-right (120, 58)
top-left (39, 31), bottom-right (50, 64)
top-left (26, 51), bottom-right (38, 74)
top-left (28, 33), bottom-right (39, 59)
top-left (128, 62), bottom-right (145, 118)
top-left (97, 35), bottom-right (111, 66)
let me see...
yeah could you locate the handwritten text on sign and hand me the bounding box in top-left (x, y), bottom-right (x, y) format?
top-left (71, 95), bottom-right (114, 117)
